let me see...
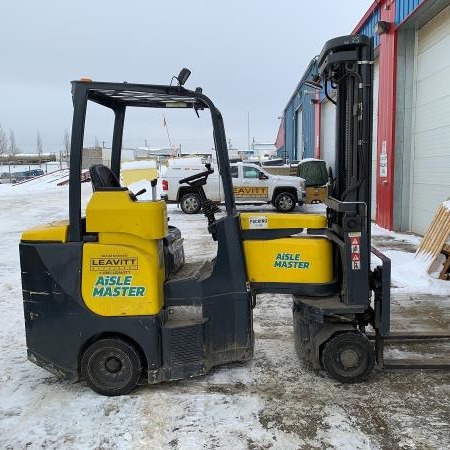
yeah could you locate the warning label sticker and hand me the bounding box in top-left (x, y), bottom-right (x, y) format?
top-left (249, 216), bottom-right (268, 229)
top-left (349, 234), bottom-right (361, 270)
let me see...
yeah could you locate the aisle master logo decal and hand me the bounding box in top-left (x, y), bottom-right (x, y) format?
top-left (273, 253), bottom-right (310, 269)
top-left (92, 275), bottom-right (146, 297)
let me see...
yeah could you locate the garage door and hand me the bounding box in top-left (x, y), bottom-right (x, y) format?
top-left (320, 98), bottom-right (336, 175)
top-left (371, 59), bottom-right (379, 220)
top-left (412, 5), bottom-right (450, 235)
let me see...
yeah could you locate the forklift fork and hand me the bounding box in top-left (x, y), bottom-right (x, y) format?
top-left (371, 247), bottom-right (450, 370)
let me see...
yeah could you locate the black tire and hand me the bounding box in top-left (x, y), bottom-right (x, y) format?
top-left (274, 192), bottom-right (296, 213)
top-left (81, 338), bottom-right (142, 396)
top-left (321, 332), bottom-right (375, 383)
top-left (180, 192), bottom-right (201, 214)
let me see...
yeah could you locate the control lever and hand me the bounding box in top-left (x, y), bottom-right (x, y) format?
top-left (129, 188), bottom-right (147, 201)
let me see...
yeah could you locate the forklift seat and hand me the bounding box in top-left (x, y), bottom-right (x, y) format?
top-left (89, 164), bottom-right (121, 191)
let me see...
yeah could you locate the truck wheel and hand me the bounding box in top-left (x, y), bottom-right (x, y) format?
top-left (180, 192), bottom-right (201, 214)
top-left (321, 332), bottom-right (374, 383)
top-left (81, 338), bottom-right (142, 396)
top-left (274, 192), bottom-right (296, 212)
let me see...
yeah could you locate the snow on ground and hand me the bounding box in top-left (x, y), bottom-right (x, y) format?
top-left (0, 184), bottom-right (449, 449)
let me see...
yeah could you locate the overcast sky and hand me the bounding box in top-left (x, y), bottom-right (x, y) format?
top-left (0, 0), bottom-right (373, 154)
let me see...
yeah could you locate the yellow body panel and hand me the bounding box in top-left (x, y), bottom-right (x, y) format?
top-left (82, 191), bottom-right (167, 316)
top-left (82, 241), bottom-right (164, 316)
top-left (240, 212), bottom-right (326, 230)
top-left (86, 191), bottom-right (168, 239)
top-left (21, 220), bottom-right (69, 242)
top-left (243, 237), bottom-right (333, 284)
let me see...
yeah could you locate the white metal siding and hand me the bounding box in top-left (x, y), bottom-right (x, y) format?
top-left (371, 59), bottom-right (379, 220)
top-left (412, 5), bottom-right (450, 234)
top-left (320, 99), bottom-right (336, 175)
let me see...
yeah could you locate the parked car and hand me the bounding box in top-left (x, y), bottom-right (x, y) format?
top-left (160, 161), bottom-right (306, 213)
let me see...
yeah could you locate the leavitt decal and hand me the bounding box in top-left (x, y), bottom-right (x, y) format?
top-left (234, 186), bottom-right (268, 198)
top-left (90, 257), bottom-right (138, 271)
top-left (92, 275), bottom-right (146, 297)
top-left (273, 253), bottom-right (310, 269)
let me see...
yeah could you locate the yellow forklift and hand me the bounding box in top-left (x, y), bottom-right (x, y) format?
top-left (20, 36), bottom-right (449, 396)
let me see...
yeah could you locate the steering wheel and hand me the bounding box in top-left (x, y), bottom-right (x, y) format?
top-left (179, 164), bottom-right (214, 186)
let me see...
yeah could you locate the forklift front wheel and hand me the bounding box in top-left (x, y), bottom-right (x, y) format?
top-left (321, 332), bottom-right (374, 383)
top-left (81, 338), bottom-right (142, 396)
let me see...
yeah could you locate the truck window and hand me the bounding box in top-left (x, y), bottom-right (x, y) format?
top-left (243, 166), bottom-right (259, 179)
top-left (230, 166), bottom-right (238, 178)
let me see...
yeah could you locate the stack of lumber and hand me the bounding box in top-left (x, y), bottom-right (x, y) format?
top-left (415, 204), bottom-right (450, 275)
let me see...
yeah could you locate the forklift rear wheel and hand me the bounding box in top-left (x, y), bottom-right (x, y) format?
top-left (180, 193), bottom-right (201, 214)
top-left (81, 338), bottom-right (142, 396)
top-left (274, 192), bottom-right (296, 212)
top-left (321, 332), bottom-right (374, 383)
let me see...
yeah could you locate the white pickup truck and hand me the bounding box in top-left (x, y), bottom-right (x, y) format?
top-left (160, 161), bottom-right (306, 214)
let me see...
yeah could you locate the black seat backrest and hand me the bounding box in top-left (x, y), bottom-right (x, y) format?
top-left (89, 164), bottom-right (121, 191)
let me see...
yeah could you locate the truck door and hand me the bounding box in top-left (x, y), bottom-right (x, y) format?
top-left (234, 165), bottom-right (269, 201)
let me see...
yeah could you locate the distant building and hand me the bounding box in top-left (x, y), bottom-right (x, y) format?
top-left (251, 142), bottom-right (277, 159)
top-left (82, 148), bottom-right (103, 169)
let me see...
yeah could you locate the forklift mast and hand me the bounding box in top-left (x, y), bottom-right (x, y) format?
top-left (319, 35), bottom-right (374, 307)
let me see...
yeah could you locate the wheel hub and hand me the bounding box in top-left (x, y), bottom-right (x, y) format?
top-left (339, 348), bottom-right (359, 368)
top-left (280, 196), bottom-right (292, 209)
top-left (183, 196), bottom-right (199, 212)
top-left (105, 356), bottom-right (122, 373)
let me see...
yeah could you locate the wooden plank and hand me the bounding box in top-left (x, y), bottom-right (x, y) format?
top-left (416, 208), bottom-right (441, 254)
top-left (415, 204), bottom-right (450, 273)
top-left (439, 255), bottom-right (450, 279)
top-left (422, 208), bottom-right (445, 251)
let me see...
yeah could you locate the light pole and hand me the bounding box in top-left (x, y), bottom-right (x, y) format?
top-left (247, 111), bottom-right (250, 151)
